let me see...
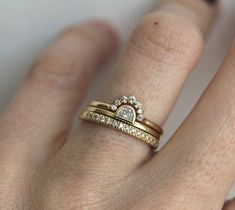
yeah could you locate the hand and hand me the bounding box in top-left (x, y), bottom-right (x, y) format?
top-left (1, 0), bottom-right (235, 209)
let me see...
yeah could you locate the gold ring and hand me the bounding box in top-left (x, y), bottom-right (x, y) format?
top-left (89, 101), bottom-right (163, 134)
top-left (80, 111), bottom-right (159, 148)
top-left (86, 106), bottom-right (160, 138)
top-left (80, 96), bottom-right (163, 149)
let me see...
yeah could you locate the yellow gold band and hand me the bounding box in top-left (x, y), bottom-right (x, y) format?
top-left (86, 106), bottom-right (160, 138)
top-left (80, 110), bottom-right (159, 148)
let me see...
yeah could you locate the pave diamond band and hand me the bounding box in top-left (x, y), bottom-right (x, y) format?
top-left (86, 106), bottom-right (161, 138)
top-left (80, 111), bottom-right (159, 148)
top-left (80, 96), bottom-right (163, 149)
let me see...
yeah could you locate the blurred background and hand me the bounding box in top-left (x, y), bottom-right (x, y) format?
top-left (0, 0), bottom-right (235, 197)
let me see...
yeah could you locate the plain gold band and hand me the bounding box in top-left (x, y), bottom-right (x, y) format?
top-left (80, 110), bottom-right (159, 148)
top-left (89, 101), bottom-right (163, 134)
top-left (86, 106), bottom-right (160, 138)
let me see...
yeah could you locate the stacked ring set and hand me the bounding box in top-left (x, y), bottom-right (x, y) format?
top-left (80, 96), bottom-right (163, 149)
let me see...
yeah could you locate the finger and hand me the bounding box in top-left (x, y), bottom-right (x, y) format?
top-left (145, 39), bottom-right (235, 209)
top-left (223, 199), bottom-right (235, 210)
top-left (0, 21), bottom-right (118, 167)
top-left (60, 0), bottom-right (218, 180)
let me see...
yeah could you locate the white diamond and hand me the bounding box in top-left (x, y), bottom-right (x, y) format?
top-left (129, 96), bottom-right (137, 104)
top-left (136, 130), bottom-right (141, 137)
top-left (120, 96), bottom-right (128, 103)
top-left (115, 100), bottom-right (121, 106)
top-left (93, 113), bottom-right (98, 120)
top-left (111, 105), bottom-right (117, 111)
top-left (137, 114), bottom-right (144, 121)
top-left (124, 124), bottom-right (130, 132)
top-left (134, 102), bottom-right (142, 109)
top-left (131, 127), bottom-right (136, 134)
top-left (137, 109), bottom-right (143, 114)
top-left (115, 105), bottom-right (136, 123)
top-left (100, 116), bottom-right (105, 123)
top-left (108, 118), bottom-right (113, 125)
top-left (106, 117), bottom-right (111, 124)
top-left (112, 120), bottom-right (118, 128)
top-left (119, 122), bottom-right (124, 129)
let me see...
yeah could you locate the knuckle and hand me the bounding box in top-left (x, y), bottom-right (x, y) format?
top-left (28, 54), bottom-right (89, 90)
top-left (129, 13), bottom-right (203, 67)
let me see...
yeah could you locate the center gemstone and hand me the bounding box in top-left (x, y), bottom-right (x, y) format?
top-left (115, 105), bottom-right (136, 124)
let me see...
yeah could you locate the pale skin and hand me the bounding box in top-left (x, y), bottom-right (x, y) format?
top-left (1, 0), bottom-right (235, 209)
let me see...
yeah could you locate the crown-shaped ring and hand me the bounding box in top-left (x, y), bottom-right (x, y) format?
top-left (109, 96), bottom-right (144, 124)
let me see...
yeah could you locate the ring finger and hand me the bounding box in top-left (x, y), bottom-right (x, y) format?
top-left (59, 0), bottom-right (218, 178)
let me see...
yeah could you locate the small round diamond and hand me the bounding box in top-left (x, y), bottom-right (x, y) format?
top-left (136, 130), bottom-right (141, 137)
top-left (115, 100), bottom-right (121, 106)
top-left (141, 133), bottom-right (146, 139)
top-left (123, 125), bottom-right (127, 131)
top-left (120, 96), bottom-right (128, 103)
top-left (119, 122), bottom-right (124, 130)
top-left (147, 135), bottom-right (152, 141)
top-left (100, 116), bottom-right (105, 123)
top-left (129, 96), bottom-right (137, 104)
top-left (108, 118), bottom-right (114, 125)
top-left (111, 105), bottom-right (117, 111)
top-left (134, 102), bottom-right (142, 109)
top-left (105, 117), bottom-right (111, 124)
top-left (92, 113), bottom-right (98, 120)
top-left (137, 109), bottom-right (143, 114)
top-left (112, 120), bottom-right (118, 128)
top-left (131, 127), bottom-right (136, 135)
top-left (124, 125), bottom-right (130, 132)
top-left (137, 114), bottom-right (144, 121)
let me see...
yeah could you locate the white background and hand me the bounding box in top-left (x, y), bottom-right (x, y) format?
top-left (0, 0), bottom-right (235, 197)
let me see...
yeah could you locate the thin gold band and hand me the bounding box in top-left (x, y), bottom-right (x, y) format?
top-left (89, 101), bottom-right (163, 134)
top-left (86, 106), bottom-right (160, 138)
top-left (80, 110), bottom-right (159, 148)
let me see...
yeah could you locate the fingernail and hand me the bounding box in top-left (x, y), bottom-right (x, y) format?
top-left (204, 0), bottom-right (218, 5)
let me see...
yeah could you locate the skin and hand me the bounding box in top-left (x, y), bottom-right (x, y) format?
top-left (0, 0), bottom-right (235, 209)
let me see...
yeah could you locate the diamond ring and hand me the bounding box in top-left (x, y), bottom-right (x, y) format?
top-left (80, 96), bottom-right (163, 149)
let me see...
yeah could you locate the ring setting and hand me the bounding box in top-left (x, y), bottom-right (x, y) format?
top-left (80, 96), bottom-right (163, 149)
top-left (110, 96), bottom-right (144, 123)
